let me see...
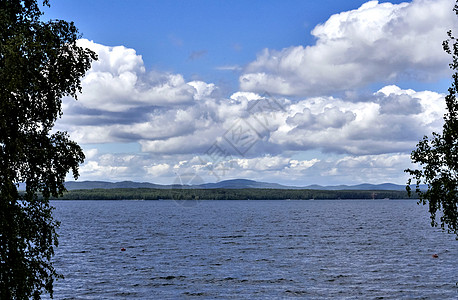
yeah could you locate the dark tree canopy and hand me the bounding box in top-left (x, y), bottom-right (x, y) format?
top-left (406, 2), bottom-right (458, 237)
top-left (0, 0), bottom-right (96, 298)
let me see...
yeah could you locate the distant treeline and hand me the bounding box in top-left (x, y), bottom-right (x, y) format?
top-left (50, 188), bottom-right (417, 200)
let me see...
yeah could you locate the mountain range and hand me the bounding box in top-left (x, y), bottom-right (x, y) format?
top-left (63, 179), bottom-right (414, 191)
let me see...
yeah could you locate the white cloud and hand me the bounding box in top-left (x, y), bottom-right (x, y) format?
top-left (376, 85), bottom-right (444, 126)
top-left (215, 65), bottom-right (243, 71)
top-left (162, 152), bottom-right (411, 186)
top-left (76, 152), bottom-right (177, 182)
top-left (187, 81), bottom-right (217, 100)
top-left (61, 70), bottom-right (445, 157)
top-left (78, 157), bottom-right (131, 181)
top-left (56, 37), bottom-right (449, 185)
top-left (287, 106), bottom-right (356, 129)
top-left (328, 153), bottom-right (413, 184)
top-left (84, 148), bottom-right (99, 160)
top-left (271, 86), bottom-right (445, 155)
top-left (76, 150), bottom-right (413, 186)
top-left (64, 40), bottom-right (446, 158)
top-left (235, 156), bottom-right (291, 171)
top-left (139, 127), bottom-right (221, 154)
top-left (74, 39), bottom-right (197, 112)
top-left (146, 163), bottom-right (170, 176)
top-left (240, 0), bottom-right (456, 96)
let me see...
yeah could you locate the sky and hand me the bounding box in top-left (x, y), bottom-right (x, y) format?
top-left (43, 0), bottom-right (458, 186)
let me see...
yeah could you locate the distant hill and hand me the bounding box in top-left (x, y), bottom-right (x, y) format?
top-left (199, 179), bottom-right (288, 189)
top-left (306, 183), bottom-right (410, 191)
top-left (64, 181), bottom-right (167, 190)
top-left (63, 179), bottom-right (418, 191)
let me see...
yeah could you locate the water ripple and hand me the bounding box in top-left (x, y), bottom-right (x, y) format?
top-left (44, 200), bottom-right (457, 299)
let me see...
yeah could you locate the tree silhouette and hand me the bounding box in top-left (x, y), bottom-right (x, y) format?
top-left (406, 1), bottom-right (458, 237)
top-left (0, 0), bottom-right (96, 298)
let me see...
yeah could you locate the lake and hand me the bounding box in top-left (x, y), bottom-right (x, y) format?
top-left (45, 199), bottom-right (457, 299)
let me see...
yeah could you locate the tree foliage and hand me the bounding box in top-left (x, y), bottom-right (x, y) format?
top-left (406, 2), bottom-right (458, 237)
top-left (50, 188), bottom-right (413, 201)
top-left (0, 0), bottom-right (96, 298)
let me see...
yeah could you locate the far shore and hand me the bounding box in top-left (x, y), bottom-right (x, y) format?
top-left (45, 187), bottom-right (417, 201)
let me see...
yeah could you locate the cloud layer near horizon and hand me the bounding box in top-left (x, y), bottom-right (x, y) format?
top-left (56, 0), bottom-right (455, 185)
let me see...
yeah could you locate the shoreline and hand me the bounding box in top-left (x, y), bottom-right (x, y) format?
top-left (46, 187), bottom-right (417, 201)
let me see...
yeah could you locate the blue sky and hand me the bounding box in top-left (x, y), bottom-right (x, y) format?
top-left (45, 0), bottom-right (411, 92)
top-left (45, 0), bottom-right (458, 186)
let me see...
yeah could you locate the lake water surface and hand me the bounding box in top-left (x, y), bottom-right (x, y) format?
top-left (47, 200), bottom-right (457, 299)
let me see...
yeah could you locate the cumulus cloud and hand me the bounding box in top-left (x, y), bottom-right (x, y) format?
top-left (377, 93), bottom-right (423, 115)
top-left (272, 85), bottom-right (445, 155)
top-left (74, 145), bottom-right (415, 185)
top-left (240, 0), bottom-right (457, 96)
top-left (146, 163), bottom-right (171, 176)
top-left (74, 149), bottom-right (415, 185)
top-left (78, 154), bottom-right (143, 181)
top-left (73, 39), bottom-right (197, 112)
top-left (56, 38), bottom-right (447, 185)
top-left (287, 107), bottom-right (356, 129)
top-left (66, 39), bottom-right (445, 158)
top-left (60, 59), bottom-right (445, 156)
